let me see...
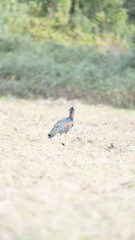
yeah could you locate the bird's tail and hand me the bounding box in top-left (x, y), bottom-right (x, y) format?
top-left (48, 127), bottom-right (57, 138)
top-left (48, 133), bottom-right (52, 138)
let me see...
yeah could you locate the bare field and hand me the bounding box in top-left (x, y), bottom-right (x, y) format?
top-left (0, 98), bottom-right (135, 240)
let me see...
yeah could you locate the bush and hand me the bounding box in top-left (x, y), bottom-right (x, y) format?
top-left (0, 36), bottom-right (135, 108)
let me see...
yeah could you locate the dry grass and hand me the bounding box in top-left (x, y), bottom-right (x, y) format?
top-left (0, 98), bottom-right (135, 240)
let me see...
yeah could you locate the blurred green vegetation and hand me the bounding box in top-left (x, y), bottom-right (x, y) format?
top-left (0, 0), bottom-right (135, 46)
top-left (0, 0), bottom-right (135, 108)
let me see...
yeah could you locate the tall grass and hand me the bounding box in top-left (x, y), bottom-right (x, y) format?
top-left (0, 36), bottom-right (135, 108)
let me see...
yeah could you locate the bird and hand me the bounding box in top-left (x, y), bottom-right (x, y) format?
top-left (48, 107), bottom-right (75, 141)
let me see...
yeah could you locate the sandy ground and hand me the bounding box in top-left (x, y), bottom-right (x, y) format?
top-left (0, 98), bottom-right (135, 240)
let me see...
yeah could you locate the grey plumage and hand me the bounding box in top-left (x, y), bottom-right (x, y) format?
top-left (48, 107), bottom-right (75, 139)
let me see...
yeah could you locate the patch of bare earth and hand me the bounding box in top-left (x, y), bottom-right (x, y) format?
top-left (0, 99), bottom-right (135, 240)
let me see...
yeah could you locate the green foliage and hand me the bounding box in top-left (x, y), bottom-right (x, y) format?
top-left (0, 36), bottom-right (134, 108)
top-left (0, 0), bottom-right (134, 47)
top-left (123, 0), bottom-right (135, 23)
top-left (0, 1), bottom-right (135, 108)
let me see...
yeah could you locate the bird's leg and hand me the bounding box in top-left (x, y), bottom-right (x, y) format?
top-left (59, 134), bottom-right (62, 143)
top-left (65, 133), bottom-right (67, 142)
top-left (59, 134), bottom-right (65, 146)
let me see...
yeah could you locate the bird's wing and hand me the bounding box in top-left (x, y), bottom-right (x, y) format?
top-left (54, 117), bottom-right (73, 131)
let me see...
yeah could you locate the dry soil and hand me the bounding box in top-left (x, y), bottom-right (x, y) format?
top-left (0, 98), bottom-right (135, 240)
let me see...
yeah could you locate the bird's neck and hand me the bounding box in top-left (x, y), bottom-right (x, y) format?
top-left (69, 111), bottom-right (74, 120)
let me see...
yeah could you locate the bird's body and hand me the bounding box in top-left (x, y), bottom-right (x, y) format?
top-left (48, 107), bottom-right (74, 139)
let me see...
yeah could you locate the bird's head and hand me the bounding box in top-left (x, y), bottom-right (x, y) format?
top-left (69, 107), bottom-right (75, 112)
top-left (69, 107), bottom-right (75, 118)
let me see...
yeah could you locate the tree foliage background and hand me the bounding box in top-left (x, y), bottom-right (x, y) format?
top-left (0, 0), bottom-right (135, 108)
